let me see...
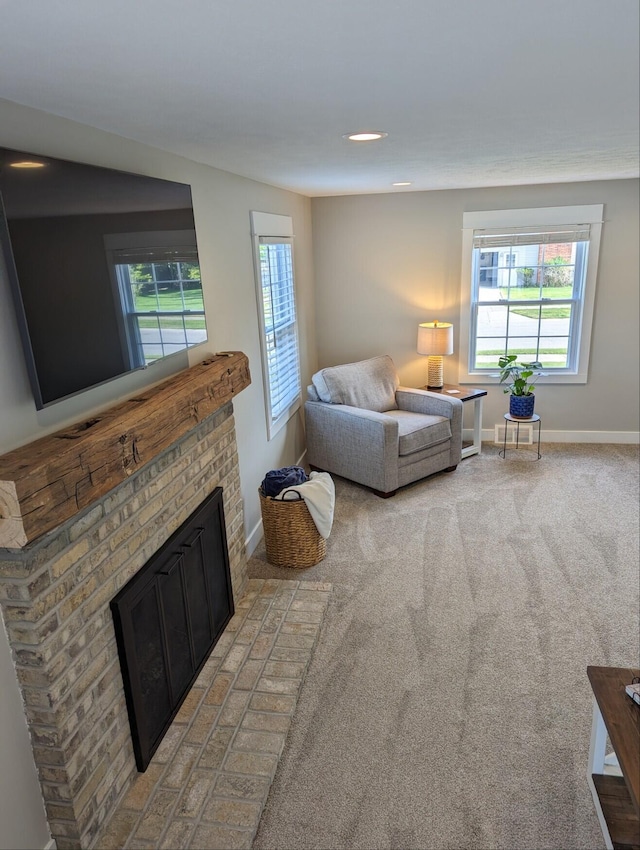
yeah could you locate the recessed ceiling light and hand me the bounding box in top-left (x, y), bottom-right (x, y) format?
top-left (9, 160), bottom-right (46, 168)
top-left (392, 182), bottom-right (412, 186)
top-left (343, 131), bottom-right (388, 142)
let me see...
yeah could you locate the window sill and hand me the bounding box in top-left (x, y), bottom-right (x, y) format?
top-left (458, 371), bottom-right (588, 386)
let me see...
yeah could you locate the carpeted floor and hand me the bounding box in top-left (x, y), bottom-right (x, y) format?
top-left (247, 443), bottom-right (639, 850)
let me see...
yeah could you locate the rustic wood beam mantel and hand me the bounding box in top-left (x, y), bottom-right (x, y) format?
top-left (0, 352), bottom-right (251, 549)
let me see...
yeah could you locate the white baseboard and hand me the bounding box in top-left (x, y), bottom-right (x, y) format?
top-left (474, 428), bottom-right (640, 445)
top-left (45, 839), bottom-right (57, 850)
top-left (245, 518), bottom-right (263, 557)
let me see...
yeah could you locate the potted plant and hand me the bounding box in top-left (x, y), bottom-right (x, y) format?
top-left (498, 354), bottom-right (544, 419)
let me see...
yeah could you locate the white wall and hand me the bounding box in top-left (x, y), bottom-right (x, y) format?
top-left (311, 180), bottom-right (640, 438)
top-left (0, 98), bottom-right (317, 847)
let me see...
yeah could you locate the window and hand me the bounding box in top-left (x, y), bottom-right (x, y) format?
top-left (251, 212), bottom-right (301, 439)
top-left (105, 231), bottom-right (207, 369)
top-left (458, 205), bottom-right (603, 384)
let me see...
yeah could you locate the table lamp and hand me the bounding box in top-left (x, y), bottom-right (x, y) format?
top-left (417, 321), bottom-right (454, 388)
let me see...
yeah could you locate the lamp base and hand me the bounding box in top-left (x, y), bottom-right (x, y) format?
top-left (426, 356), bottom-right (444, 388)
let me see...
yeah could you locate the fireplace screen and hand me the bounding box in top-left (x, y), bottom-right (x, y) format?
top-left (111, 486), bottom-right (234, 771)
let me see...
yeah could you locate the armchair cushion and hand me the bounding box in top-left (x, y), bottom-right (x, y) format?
top-left (384, 410), bottom-right (451, 456)
top-left (311, 355), bottom-right (399, 412)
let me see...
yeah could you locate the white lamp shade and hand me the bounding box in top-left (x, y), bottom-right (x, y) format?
top-left (417, 322), bottom-right (454, 356)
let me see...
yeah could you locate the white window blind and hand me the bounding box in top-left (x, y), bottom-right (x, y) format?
top-left (260, 237), bottom-right (300, 419)
top-left (251, 212), bottom-right (301, 439)
top-left (472, 223), bottom-right (591, 250)
top-left (108, 246), bottom-right (199, 264)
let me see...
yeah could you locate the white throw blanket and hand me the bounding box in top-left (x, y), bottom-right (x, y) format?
top-left (274, 471), bottom-right (335, 539)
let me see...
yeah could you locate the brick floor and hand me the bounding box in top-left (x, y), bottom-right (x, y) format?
top-left (94, 579), bottom-right (332, 849)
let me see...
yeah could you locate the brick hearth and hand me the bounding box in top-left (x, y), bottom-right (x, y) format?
top-left (96, 578), bottom-right (331, 850)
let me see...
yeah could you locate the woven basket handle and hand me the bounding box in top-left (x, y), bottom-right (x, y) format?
top-left (278, 489), bottom-right (304, 501)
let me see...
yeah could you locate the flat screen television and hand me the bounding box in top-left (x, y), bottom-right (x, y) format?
top-left (0, 145), bottom-right (208, 409)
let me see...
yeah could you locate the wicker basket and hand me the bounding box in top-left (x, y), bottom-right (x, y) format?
top-left (259, 488), bottom-right (326, 568)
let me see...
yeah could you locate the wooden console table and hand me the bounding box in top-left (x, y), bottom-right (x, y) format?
top-left (587, 666), bottom-right (640, 850)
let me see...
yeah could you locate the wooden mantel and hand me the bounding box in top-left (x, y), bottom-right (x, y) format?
top-left (0, 352), bottom-right (251, 549)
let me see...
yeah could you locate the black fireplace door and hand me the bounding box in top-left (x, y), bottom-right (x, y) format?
top-left (111, 486), bottom-right (234, 771)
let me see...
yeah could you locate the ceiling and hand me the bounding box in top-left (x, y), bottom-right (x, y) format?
top-left (0, 0), bottom-right (638, 197)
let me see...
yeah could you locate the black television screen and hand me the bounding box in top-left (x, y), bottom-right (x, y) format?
top-left (0, 146), bottom-right (208, 409)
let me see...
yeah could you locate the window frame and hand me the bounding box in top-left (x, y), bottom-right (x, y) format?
top-left (458, 205), bottom-right (603, 385)
top-left (250, 211), bottom-right (301, 440)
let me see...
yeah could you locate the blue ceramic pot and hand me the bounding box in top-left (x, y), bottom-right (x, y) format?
top-left (509, 393), bottom-right (535, 419)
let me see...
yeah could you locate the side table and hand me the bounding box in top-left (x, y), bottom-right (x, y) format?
top-left (587, 666), bottom-right (640, 850)
top-left (421, 384), bottom-right (487, 459)
top-left (499, 413), bottom-right (541, 460)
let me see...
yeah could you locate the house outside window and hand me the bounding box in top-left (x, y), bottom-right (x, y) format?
top-left (458, 205), bottom-right (603, 384)
top-left (251, 211), bottom-right (301, 439)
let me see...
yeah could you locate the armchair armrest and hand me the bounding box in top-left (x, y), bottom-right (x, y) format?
top-left (396, 386), bottom-right (463, 419)
top-left (304, 401), bottom-right (400, 494)
top-left (396, 387), bottom-right (463, 462)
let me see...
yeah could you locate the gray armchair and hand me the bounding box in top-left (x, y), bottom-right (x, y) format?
top-left (305, 355), bottom-right (463, 497)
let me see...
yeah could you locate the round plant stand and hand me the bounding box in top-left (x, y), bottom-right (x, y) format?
top-left (499, 413), bottom-right (542, 460)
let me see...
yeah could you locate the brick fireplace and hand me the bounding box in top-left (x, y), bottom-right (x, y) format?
top-left (0, 365), bottom-right (250, 848)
